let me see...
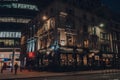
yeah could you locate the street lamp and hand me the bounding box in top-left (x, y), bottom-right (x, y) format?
top-left (11, 48), bottom-right (15, 72)
top-left (42, 15), bottom-right (47, 21)
top-left (99, 23), bottom-right (104, 28)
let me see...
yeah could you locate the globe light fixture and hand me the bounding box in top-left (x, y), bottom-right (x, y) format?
top-left (42, 15), bottom-right (47, 21)
top-left (99, 23), bottom-right (104, 27)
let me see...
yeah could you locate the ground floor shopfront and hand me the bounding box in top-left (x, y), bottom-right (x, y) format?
top-left (0, 48), bottom-right (21, 70)
top-left (24, 47), bottom-right (115, 71)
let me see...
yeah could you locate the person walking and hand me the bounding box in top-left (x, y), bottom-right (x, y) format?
top-left (14, 62), bottom-right (19, 75)
top-left (1, 63), bottom-right (7, 73)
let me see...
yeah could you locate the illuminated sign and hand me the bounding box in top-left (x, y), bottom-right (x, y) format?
top-left (28, 52), bottom-right (35, 58)
top-left (0, 32), bottom-right (21, 38)
top-left (0, 17), bottom-right (31, 23)
top-left (0, 3), bottom-right (39, 11)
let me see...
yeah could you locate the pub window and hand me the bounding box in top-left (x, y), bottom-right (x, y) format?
top-left (65, 17), bottom-right (75, 29)
top-left (100, 32), bottom-right (109, 40)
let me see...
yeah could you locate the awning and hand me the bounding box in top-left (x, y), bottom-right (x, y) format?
top-left (60, 47), bottom-right (83, 54)
top-left (60, 47), bottom-right (73, 53)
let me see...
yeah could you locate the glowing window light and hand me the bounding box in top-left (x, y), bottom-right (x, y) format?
top-left (0, 17), bottom-right (31, 23)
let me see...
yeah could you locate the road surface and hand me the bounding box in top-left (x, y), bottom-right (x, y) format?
top-left (14, 72), bottom-right (120, 80)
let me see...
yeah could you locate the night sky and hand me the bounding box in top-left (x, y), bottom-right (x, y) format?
top-left (102, 0), bottom-right (120, 13)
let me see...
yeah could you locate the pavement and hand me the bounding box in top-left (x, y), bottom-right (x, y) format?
top-left (0, 68), bottom-right (120, 80)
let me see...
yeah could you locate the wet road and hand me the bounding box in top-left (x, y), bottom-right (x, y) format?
top-left (15, 73), bottom-right (120, 80)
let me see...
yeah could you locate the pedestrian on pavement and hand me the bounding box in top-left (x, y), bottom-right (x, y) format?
top-left (14, 62), bottom-right (19, 75)
top-left (1, 62), bottom-right (7, 73)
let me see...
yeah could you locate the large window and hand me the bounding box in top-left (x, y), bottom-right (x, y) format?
top-left (0, 39), bottom-right (14, 47)
top-left (0, 17), bottom-right (31, 23)
top-left (101, 44), bottom-right (110, 52)
top-left (59, 12), bottom-right (75, 29)
top-left (65, 16), bottom-right (75, 29)
top-left (100, 32), bottom-right (109, 40)
top-left (59, 12), bottom-right (67, 28)
top-left (0, 39), bottom-right (20, 47)
top-left (112, 32), bottom-right (117, 40)
top-left (90, 27), bottom-right (96, 35)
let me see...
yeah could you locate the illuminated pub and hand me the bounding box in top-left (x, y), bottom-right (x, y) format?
top-left (23, 0), bottom-right (120, 70)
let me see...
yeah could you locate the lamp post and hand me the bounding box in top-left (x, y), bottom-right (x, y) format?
top-left (11, 48), bottom-right (15, 72)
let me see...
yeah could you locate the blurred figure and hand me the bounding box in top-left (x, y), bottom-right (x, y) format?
top-left (8, 62), bottom-right (12, 71)
top-left (14, 63), bottom-right (19, 75)
top-left (1, 63), bottom-right (7, 73)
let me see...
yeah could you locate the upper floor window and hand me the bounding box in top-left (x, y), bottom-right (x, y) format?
top-left (0, 17), bottom-right (31, 23)
top-left (65, 16), bottom-right (75, 29)
top-left (0, 39), bottom-right (16, 47)
top-left (100, 32), bottom-right (109, 40)
top-left (66, 8), bottom-right (74, 15)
